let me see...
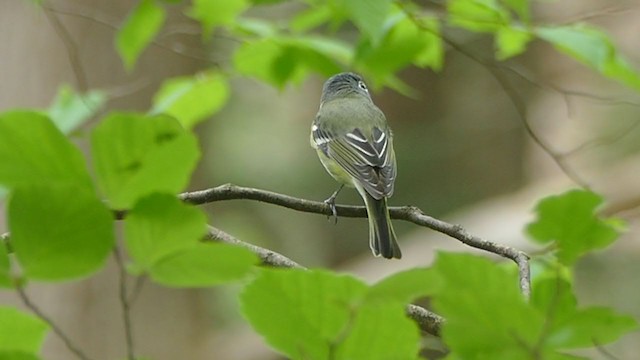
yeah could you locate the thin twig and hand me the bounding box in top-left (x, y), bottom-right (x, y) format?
top-left (113, 247), bottom-right (136, 360)
top-left (593, 339), bottom-right (621, 360)
top-left (42, 5), bottom-right (89, 92)
top-left (127, 276), bottom-right (147, 306)
top-left (395, 3), bottom-right (591, 189)
top-left (43, 4), bottom-right (214, 64)
top-left (182, 184), bottom-right (532, 299)
top-left (205, 226), bottom-right (303, 269)
top-left (15, 284), bottom-right (93, 360)
top-left (440, 36), bottom-right (592, 189)
top-left (205, 225), bottom-right (445, 336)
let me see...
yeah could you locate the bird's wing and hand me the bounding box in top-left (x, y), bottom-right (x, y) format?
top-left (312, 124), bottom-right (396, 199)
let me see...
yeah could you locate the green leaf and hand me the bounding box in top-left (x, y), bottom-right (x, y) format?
top-left (0, 352), bottom-right (41, 360)
top-left (188, 0), bottom-right (248, 36)
top-left (9, 185), bottom-right (114, 281)
top-left (366, 267), bottom-right (439, 304)
top-left (47, 85), bottom-right (107, 134)
top-left (290, 5), bottom-right (331, 33)
top-left (412, 17), bottom-right (444, 71)
top-left (116, 0), bottom-right (166, 70)
top-left (234, 36), bottom-right (350, 88)
top-left (526, 190), bottom-right (622, 264)
top-left (335, 303), bottom-right (420, 360)
top-left (496, 26), bottom-right (532, 60)
top-left (430, 253), bottom-right (542, 358)
top-left (0, 111), bottom-right (92, 190)
top-left (150, 243), bottom-right (258, 287)
top-left (501, 0), bottom-right (529, 22)
top-left (532, 277), bottom-right (637, 350)
top-left (0, 307), bottom-right (48, 355)
top-left (558, 307), bottom-right (638, 348)
top-left (124, 194), bottom-right (207, 272)
top-left (0, 242), bottom-right (11, 288)
top-left (91, 113), bottom-right (200, 209)
top-left (537, 24), bottom-right (640, 91)
top-left (356, 15), bottom-right (443, 85)
top-left (448, 0), bottom-right (510, 32)
top-left (151, 71), bottom-right (229, 129)
top-left (249, 0), bottom-right (286, 4)
top-left (342, 0), bottom-right (392, 44)
top-left (240, 269), bottom-right (368, 359)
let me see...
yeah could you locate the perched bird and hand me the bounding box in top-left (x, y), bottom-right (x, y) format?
top-left (310, 72), bottom-right (401, 259)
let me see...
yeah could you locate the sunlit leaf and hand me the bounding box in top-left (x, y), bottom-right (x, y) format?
top-left (0, 241), bottom-right (12, 288)
top-left (188, 0), bottom-right (248, 37)
top-left (0, 307), bottom-right (49, 355)
top-left (448, 0), bottom-right (510, 32)
top-left (526, 190), bottom-right (623, 264)
top-left (537, 24), bottom-right (640, 91)
top-left (91, 113), bottom-right (200, 209)
top-left (501, 0), bottom-right (529, 22)
top-left (366, 267), bottom-right (438, 304)
top-left (124, 194), bottom-right (207, 272)
top-left (429, 253), bottom-right (542, 358)
top-left (152, 71), bottom-right (229, 129)
top-left (532, 277), bottom-right (637, 349)
top-left (335, 303), bottom-right (421, 360)
top-left (356, 15), bottom-right (443, 85)
top-left (241, 269), bottom-right (368, 359)
top-left (150, 243), bottom-right (258, 287)
top-left (9, 184), bottom-right (114, 281)
top-left (341, 0), bottom-right (392, 44)
top-left (47, 85), bottom-right (107, 134)
top-left (496, 26), bottom-right (532, 59)
top-left (116, 0), bottom-right (166, 70)
top-left (0, 111), bottom-right (92, 190)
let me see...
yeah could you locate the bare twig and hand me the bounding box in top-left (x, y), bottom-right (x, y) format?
top-left (205, 226), bottom-right (304, 269)
top-left (15, 284), bottom-right (93, 360)
top-left (42, 5), bottom-right (89, 92)
top-left (593, 339), bottom-right (621, 360)
top-left (205, 226), bottom-right (445, 336)
top-left (182, 184), bottom-right (531, 299)
top-left (112, 247), bottom-right (136, 360)
top-left (439, 36), bottom-right (592, 189)
top-left (43, 4), bottom-right (214, 64)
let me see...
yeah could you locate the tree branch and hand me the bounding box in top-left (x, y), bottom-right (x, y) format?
top-left (182, 184), bottom-right (531, 299)
top-left (205, 225), bottom-right (444, 336)
top-left (15, 284), bottom-right (93, 360)
top-left (112, 247), bottom-right (136, 360)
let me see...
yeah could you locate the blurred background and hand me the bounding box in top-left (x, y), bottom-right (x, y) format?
top-left (1, 0), bottom-right (639, 359)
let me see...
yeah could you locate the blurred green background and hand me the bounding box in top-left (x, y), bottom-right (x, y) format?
top-left (1, 0), bottom-right (639, 359)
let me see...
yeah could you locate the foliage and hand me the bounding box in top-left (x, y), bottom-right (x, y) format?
top-left (1, 0), bottom-right (639, 359)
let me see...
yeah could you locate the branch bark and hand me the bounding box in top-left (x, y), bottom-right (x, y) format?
top-left (205, 225), bottom-right (445, 336)
top-left (182, 184), bottom-right (531, 299)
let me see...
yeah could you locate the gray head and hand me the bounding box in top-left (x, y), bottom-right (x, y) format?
top-left (321, 72), bottom-right (372, 103)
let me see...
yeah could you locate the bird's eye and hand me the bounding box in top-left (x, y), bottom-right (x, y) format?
top-left (357, 80), bottom-right (368, 91)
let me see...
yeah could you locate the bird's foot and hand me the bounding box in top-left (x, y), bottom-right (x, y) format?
top-left (323, 195), bottom-right (339, 224)
top-left (323, 184), bottom-right (344, 224)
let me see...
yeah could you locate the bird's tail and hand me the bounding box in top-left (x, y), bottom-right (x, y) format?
top-left (363, 193), bottom-right (401, 259)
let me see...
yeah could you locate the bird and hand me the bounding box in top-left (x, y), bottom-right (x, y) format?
top-left (310, 72), bottom-right (401, 259)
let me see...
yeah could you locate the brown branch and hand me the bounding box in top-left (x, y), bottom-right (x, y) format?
top-left (15, 283), bottom-right (93, 360)
top-left (438, 36), bottom-right (592, 189)
top-left (112, 247), bottom-right (136, 360)
top-left (205, 225), bottom-right (444, 336)
top-left (205, 226), bottom-right (304, 269)
top-left (181, 184), bottom-right (531, 299)
top-left (43, 4), bottom-right (214, 64)
top-left (394, 2), bottom-right (591, 189)
top-left (42, 5), bottom-right (89, 92)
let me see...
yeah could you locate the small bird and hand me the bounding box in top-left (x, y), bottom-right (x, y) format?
top-left (310, 72), bottom-right (401, 259)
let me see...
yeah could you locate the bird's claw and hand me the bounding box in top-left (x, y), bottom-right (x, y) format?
top-left (324, 196), bottom-right (339, 224)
